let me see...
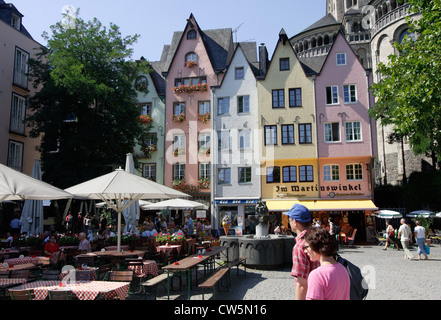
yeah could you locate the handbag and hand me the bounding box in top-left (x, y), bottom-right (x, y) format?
top-left (424, 244), bottom-right (430, 255)
top-left (388, 231), bottom-right (395, 237)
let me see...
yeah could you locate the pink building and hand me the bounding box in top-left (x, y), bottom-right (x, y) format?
top-left (161, 14), bottom-right (234, 207)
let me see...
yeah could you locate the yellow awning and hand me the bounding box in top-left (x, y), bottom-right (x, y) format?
top-left (266, 199), bottom-right (378, 212)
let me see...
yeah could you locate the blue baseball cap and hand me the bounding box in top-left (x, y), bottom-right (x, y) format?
top-left (283, 204), bottom-right (311, 223)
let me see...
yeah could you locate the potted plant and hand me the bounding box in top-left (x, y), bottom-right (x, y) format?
top-left (172, 113), bottom-right (186, 123)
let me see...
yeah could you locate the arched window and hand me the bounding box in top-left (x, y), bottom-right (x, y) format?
top-left (187, 30), bottom-right (197, 39)
top-left (185, 52), bottom-right (197, 67)
top-left (324, 35), bottom-right (330, 45)
top-left (311, 38), bottom-right (317, 48)
top-left (317, 36), bottom-right (323, 46)
top-left (398, 28), bottom-right (415, 44)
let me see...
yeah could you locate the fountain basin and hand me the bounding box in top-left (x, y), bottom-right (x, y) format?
top-left (220, 235), bottom-right (294, 269)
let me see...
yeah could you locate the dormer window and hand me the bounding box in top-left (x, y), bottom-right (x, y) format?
top-left (185, 52), bottom-right (197, 67)
top-left (187, 30), bottom-right (197, 39)
top-left (11, 14), bottom-right (21, 30)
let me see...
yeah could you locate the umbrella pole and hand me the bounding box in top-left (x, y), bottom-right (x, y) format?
top-left (117, 211), bottom-right (121, 252)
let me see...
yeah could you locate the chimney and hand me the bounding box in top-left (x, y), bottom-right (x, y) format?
top-left (259, 43), bottom-right (268, 78)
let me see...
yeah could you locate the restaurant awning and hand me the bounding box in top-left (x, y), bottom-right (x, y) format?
top-left (265, 199), bottom-right (378, 212)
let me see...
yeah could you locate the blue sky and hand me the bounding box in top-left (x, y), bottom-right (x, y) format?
top-left (10, 0), bottom-right (326, 62)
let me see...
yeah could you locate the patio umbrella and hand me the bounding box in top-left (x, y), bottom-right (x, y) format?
top-left (0, 163), bottom-right (73, 202)
top-left (140, 198), bottom-right (208, 211)
top-left (64, 168), bottom-right (189, 252)
top-left (407, 210), bottom-right (435, 218)
top-left (122, 153), bottom-right (140, 235)
top-left (372, 210), bottom-right (403, 219)
top-left (96, 200), bottom-right (152, 208)
top-left (436, 212), bottom-right (441, 218)
top-left (20, 159), bottom-right (44, 235)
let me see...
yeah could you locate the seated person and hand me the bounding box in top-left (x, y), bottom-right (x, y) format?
top-left (141, 225), bottom-right (158, 237)
top-left (173, 225), bottom-right (184, 236)
top-left (44, 235), bottom-right (60, 257)
top-left (78, 232), bottom-right (92, 252)
top-left (5, 232), bottom-right (13, 248)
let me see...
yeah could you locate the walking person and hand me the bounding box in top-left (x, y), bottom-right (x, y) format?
top-left (303, 227), bottom-right (350, 300)
top-left (414, 221), bottom-right (429, 260)
top-left (283, 204), bottom-right (320, 300)
top-left (398, 218), bottom-right (414, 260)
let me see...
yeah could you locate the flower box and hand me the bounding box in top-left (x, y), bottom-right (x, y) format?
top-left (139, 114), bottom-right (153, 125)
top-left (198, 112), bottom-right (210, 123)
top-left (172, 113), bottom-right (186, 123)
top-left (197, 178), bottom-right (210, 189)
top-left (172, 83), bottom-right (208, 94)
top-left (185, 60), bottom-right (197, 68)
top-left (172, 179), bottom-right (186, 190)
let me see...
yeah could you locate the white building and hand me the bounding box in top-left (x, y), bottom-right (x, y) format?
top-left (211, 43), bottom-right (261, 234)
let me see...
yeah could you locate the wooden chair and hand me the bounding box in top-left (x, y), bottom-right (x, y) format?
top-left (108, 270), bottom-right (134, 282)
top-left (0, 270), bottom-right (10, 279)
top-left (9, 289), bottom-right (34, 300)
top-left (74, 255), bottom-right (95, 268)
top-left (97, 263), bottom-right (114, 281)
top-left (75, 269), bottom-right (95, 281)
top-left (40, 269), bottom-right (61, 280)
top-left (347, 229), bottom-right (358, 247)
top-left (10, 269), bottom-right (30, 280)
top-left (48, 289), bottom-right (75, 300)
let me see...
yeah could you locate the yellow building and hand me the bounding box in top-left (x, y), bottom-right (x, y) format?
top-left (258, 29), bottom-right (318, 206)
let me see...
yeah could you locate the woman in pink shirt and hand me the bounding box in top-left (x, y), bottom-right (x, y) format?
top-left (303, 227), bottom-right (350, 300)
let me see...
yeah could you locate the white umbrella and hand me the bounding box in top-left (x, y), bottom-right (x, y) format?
top-left (64, 168), bottom-right (189, 251)
top-left (0, 163), bottom-right (73, 202)
top-left (122, 153), bottom-right (140, 235)
top-left (96, 200), bottom-right (152, 208)
top-left (20, 159), bottom-right (44, 235)
top-left (436, 212), bottom-right (441, 218)
top-left (372, 210), bottom-right (403, 219)
top-left (141, 198), bottom-right (208, 211)
top-left (407, 210), bottom-right (435, 218)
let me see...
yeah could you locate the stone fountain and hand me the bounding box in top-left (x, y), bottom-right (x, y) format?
top-left (219, 200), bottom-right (294, 269)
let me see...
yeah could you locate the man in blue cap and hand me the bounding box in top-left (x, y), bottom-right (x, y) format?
top-left (283, 203), bottom-right (320, 300)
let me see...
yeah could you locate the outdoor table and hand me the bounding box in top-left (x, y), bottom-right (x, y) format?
top-left (0, 278), bottom-right (28, 290)
top-left (8, 280), bottom-right (131, 300)
top-left (162, 246), bottom-right (227, 300)
top-left (127, 260), bottom-right (159, 277)
top-left (4, 256), bottom-right (49, 266)
top-left (59, 267), bottom-right (98, 281)
top-left (156, 244), bottom-right (182, 255)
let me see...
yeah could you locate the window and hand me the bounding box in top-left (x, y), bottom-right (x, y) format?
top-left (235, 67), bottom-right (244, 80)
top-left (198, 101), bottom-right (210, 115)
top-left (336, 53), bottom-right (347, 66)
top-left (185, 52), bottom-right (197, 63)
top-left (14, 47), bottom-right (29, 88)
top-left (281, 124), bottom-right (294, 145)
top-left (299, 165), bottom-right (314, 182)
top-left (346, 164), bottom-right (363, 180)
top-left (283, 166), bottom-right (297, 182)
top-left (326, 86), bottom-right (339, 105)
top-left (238, 167), bottom-right (252, 183)
top-left (280, 58), bottom-right (290, 71)
top-left (343, 85), bottom-right (357, 103)
top-left (272, 89), bottom-right (285, 108)
top-left (289, 88), bottom-right (302, 107)
top-left (218, 131), bottom-right (231, 150)
top-left (266, 167), bottom-right (280, 183)
top-left (199, 132), bottom-right (210, 151)
top-left (11, 14), bottom-right (21, 30)
top-left (238, 96), bottom-right (250, 113)
top-left (143, 164), bottom-right (156, 181)
top-left (7, 140), bottom-right (23, 172)
top-left (218, 168), bottom-right (231, 184)
top-left (174, 134), bottom-right (185, 153)
top-left (324, 123), bottom-right (340, 143)
top-left (10, 94), bottom-right (26, 135)
top-left (140, 103), bottom-right (152, 116)
top-left (173, 102), bottom-right (185, 116)
top-left (345, 121), bottom-right (362, 142)
top-left (264, 125), bottom-right (277, 145)
top-left (187, 30), bottom-right (197, 39)
top-left (199, 163), bottom-right (210, 179)
top-left (238, 129), bottom-right (251, 149)
top-left (173, 163), bottom-right (185, 180)
top-left (135, 76), bottom-right (148, 91)
top-left (299, 123), bottom-right (312, 144)
top-left (145, 133), bottom-right (157, 147)
top-left (175, 76), bottom-right (207, 87)
top-left (324, 165), bottom-right (340, 181)
top-left (218, 97), bottom-right (230, 115)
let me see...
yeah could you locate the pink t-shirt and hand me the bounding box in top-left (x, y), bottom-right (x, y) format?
top-left (306, 263), bottom-right (350, 300)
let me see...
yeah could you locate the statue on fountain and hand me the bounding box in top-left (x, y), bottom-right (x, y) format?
top-left (249, 200), bottom-right (276, 238)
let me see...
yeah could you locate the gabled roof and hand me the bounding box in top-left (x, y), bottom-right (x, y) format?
top-left (162, 13), bottom-right (234, 75)
top-left (260, 29), bottom-right (314, 79)
top-left (0, 1), bottom-right (33, 39)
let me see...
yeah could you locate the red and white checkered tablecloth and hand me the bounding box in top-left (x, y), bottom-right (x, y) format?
top-left (4, 256), bottom-right (38, 265)
top-left (0, 263), bottom-right (36, 271)
top-left (128, 260), bottom-right (159, 277)
top-left (14, 280), bottom-right (130, 300)
top-left (0, 278), bottom-right (27, 287)
top-left (71, 281), bottom-right (130, 300)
